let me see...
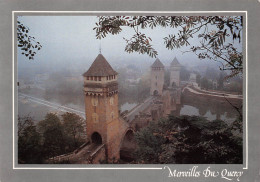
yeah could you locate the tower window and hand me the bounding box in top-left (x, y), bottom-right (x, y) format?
top-left (111, 112), bottom-right (114, 120)
top-left (92, 113), bottom-right (99, 123)
top-left (92, 97), bottom-right (98, 106)
top-left (110, 97), bottom-right (114, 105)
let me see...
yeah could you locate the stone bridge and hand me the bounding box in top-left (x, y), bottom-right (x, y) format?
top-left (48, 55), bottom-right (184, 164)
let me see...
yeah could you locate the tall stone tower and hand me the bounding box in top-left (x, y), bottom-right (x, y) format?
top-left (150, 58), bottom-right (165, 96)
top-left (83, 54), bottom-right (120, 162)
top-left (170, 57), bottom-right (181, 87)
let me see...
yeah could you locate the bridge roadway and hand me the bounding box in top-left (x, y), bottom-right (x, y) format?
top-left (125, 96), bottom-right (155, 122)
top-left (18, 93), bottom-right (86, 118)
top-left (183, 85), bottom-right (243, 100)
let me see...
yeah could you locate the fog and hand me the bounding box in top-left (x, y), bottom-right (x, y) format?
top-left (17, 16), bottom-right (242, 79)
top-left (17, 16), bottom-right (242, 121)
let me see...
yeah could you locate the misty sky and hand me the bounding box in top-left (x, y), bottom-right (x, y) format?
top-left (17, 16), bottom-right (242, 76)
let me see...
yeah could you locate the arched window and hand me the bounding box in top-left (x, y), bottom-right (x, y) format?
top-left (92, 113), bottom-right (99, 123)
top-left (111, 112), bottom-right (114, 120)
top-left (110, 97), bottom-right (114, 105)
top-left (91, 97), bottom-right (98, 106)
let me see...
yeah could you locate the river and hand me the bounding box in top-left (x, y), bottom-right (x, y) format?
top-left (18, 88), bottom-right (241, 123)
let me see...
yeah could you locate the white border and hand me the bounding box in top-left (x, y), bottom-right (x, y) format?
top-left (12, 11), bottom-right (248, 170)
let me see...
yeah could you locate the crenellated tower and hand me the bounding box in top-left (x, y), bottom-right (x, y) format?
top-left (170, 57), bottom-right (181, 87)
top-left (150, 58), bottom-right (165, 96)
top-left (83, 54), bottom-right (120, 162)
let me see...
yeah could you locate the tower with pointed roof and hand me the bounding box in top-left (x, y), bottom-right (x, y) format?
top-left (83, 54), bottom-right (120, 162)
top-left (150, 58), bottom-right (165, 96)
top-left (170, 57), bottom-right (181, 87)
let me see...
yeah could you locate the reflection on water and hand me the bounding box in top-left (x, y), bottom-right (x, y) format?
top-left (180, 104), bottom-right (237, 124)
top-left (179, 93), bottom-right (242, 124)
top-left (18, 88), bottom-right (242, 124)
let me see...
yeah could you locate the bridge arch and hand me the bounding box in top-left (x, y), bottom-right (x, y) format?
top-left (119, 128), bottom-right (136, 162)
top-left (172, 81), bottom-right (177, 87)
top-left (153, 90), bottom-right (159, 96)
top-left (91, 132), bottom-right (102, 144)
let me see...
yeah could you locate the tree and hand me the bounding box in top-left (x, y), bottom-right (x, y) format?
top-left (18, 115), bottom-right (42, 164)
top-left (38, 113), bottom-right (64, 159)
top-left (134, 115), bottom-right (242, 164)
top-left (218, 71), bottom-right (225, 90)
top-left (17, 19), bottom-right (42, 60)
top-left (200, 77), bottom-right (209, 90)
top-left (196, 74), bottom-right (201, 86)
top-left (61, 112), bottom-right (85, 149)
top-left (94, 16), bottom-right (243, 77)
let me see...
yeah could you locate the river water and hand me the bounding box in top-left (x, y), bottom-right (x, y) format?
top-left (18, 89), bottom-right (138, 122)
top-left (18, 88), bottom-right (241, 124)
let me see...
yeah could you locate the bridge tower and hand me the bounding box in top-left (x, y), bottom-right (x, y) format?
top-left (83, 54), bottom-right (120, 162)
top-left (170, 57), bottom-right (181, 87)
top-left (150, 58), bottom-right (165, 96)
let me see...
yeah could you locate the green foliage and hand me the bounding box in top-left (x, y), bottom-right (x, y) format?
top-left (224, 81), bottom-right (243, 94)
top-left (218, 72), bottom-right (225, 89)
top-left (18, 112), bottom-right (86, 163)
top-left (134, 115), bottom-right (242, 164)
top-left (38, 113), bottom-right (65, 159)
top-left (94, 16), bottom-right (157, 57)
top-left (196, 74), bottom-right (201, 85)
top-left (18, 116), bottom-right (42, 164)
top-left (17, 19), bottom-right (42, 60)
top-left (94, 16), bottom-right (243, 77)
top-left (61, 112), bottom-right (85, 149)
top-left (200, 77), bottom-right (210, 90)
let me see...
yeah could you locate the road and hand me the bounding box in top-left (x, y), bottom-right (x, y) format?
top-left (125, 96), bottom-right (154, 122)
top-left (183, 85), bottom-right (243, 100)
top-left (18, 93), bottom-right (86, 118)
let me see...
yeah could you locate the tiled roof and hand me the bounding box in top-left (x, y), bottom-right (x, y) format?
top-left (171, 57), bottom-right (181, 67)
top-left (151, 58), bottom-right (164, 68)
top-left (83, 54), bottom-right (118, 77)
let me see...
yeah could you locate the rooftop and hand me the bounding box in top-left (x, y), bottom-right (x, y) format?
top-left (83, 54), bottom-right (118, 77)
top-left (151, 58), bottom-right (164, 68)
top-left (171, 57), bottom-right (181, 67)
